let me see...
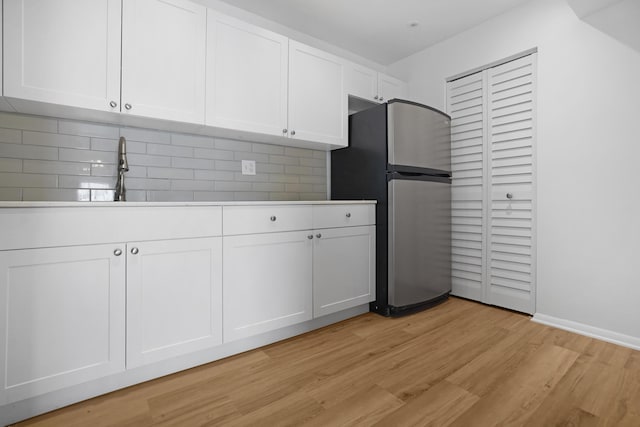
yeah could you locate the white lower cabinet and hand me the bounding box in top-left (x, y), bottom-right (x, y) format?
top-left (0, 203), bottom-right (375, 423)
top-left (126, 237), bottom-right (223, 368)
top-left (0, 236), bottom-right (223, 404)
top-left (0, 244), bottom-right (126, 405)
top-left (223, 231), bottom-right (313, 342)
top-left (313, 225), bottom-right (376, 317)
top-left (222, 204), bottom-right (376, 342)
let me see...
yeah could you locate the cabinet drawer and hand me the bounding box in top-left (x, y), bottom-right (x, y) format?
top-left (223, 205), bottom-right (312, 235)
top-left (313, 204), bottom-right (375, 229)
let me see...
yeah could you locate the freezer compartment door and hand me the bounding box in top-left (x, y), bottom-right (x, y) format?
top-left (387, 101), bottom-right (451, 173)
top-left (388, 178), bottom-right (451, 308)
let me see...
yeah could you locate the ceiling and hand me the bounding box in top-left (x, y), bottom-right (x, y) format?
top-left (567, 0), bottom-right (640, 53)
top-left (217, 0), bottom-right (533, 65)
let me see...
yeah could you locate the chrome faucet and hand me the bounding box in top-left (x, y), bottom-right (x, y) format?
top-left (114, 136), bottom-right (129, 201)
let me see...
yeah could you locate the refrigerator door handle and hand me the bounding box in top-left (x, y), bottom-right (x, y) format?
top-left (387, 171), bottom-right (452, 183)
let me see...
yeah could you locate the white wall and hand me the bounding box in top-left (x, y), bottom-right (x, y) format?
top-left (390, 0), bottom-right (640, 345)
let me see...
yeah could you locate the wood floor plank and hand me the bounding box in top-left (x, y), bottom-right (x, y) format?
top-left (224, 391), bottom-right (324, 427)
top-left (14, 297), bottom-right (640, 427)
top-left (448, 343), bottom-right (581, 426)
top-left (302, 384), bottom-right (405, 426)
top-left (373, 380), bottom-right (479, 427)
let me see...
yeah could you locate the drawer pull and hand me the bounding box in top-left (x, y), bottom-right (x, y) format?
top-left (307, 235), bottom-right (313, 240)
top-left (113, 249), bottom-right (123, 256)
top-left (270, 215), bottom-right (277, 222)
top-left (131, 247), bottom-right (139, 255)
top-left (316, 233), bottom-right (322, 238)
top-left (346, 212), bottom-right (351, 218)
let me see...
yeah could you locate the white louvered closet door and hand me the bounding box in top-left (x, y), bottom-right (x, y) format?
top-left (447, 53), bottom-right (536, 314)
top-left (447, 72), bottom-right (486, 302)
top-left (486, 55), bottom-right (536, 314)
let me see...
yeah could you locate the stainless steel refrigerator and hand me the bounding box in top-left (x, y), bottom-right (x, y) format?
top-left (331, 99), bottom-right (451, 316)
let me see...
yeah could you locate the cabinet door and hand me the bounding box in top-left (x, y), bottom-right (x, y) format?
top-left (346, 63), bottom-right (378, 102)
top-left (121, 0), bottom-right (206, 124)
top-left (223, 231), bottom-right (313, 342)
top-left (378, 73), bottom-right (408, 102)
top-left (0, 244), bottom-right (125, 405)
top-left (288, 41), bottom-right (347, 147)
top-left (313, 226), bottom-right (375, 317)
top-left (126, 237), bottom-right (223, 369)
top-left (3, 0), bottom-right (121, 112)
top-left (206, 11), bottom-right (288, 137)
top-left (0, 5), bottom-right (14, 112)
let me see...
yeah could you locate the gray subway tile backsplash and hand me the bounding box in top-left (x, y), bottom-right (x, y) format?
top-left (0, 188), bottom-right (22, 201)
top-left (0, 128), bottom-right (22, 144)
top-left (0, 112), bottom-right (57, 132)
top-left (0, 142), bottom-right (58, 160)
top-left (171, 134), bottom-right (215, 149)
top-left (0, 112), bottom-right (328, 201)
top-left (23, 160), bottom-right (91, 176)
top-left (0, 172), bottom-right (58, 188)
top-left (58, 120), bottom-right (120, 139)
top-left (0, 158), bottom-right (23, 173)
top-left (23, 131), bottom-right (90, 149)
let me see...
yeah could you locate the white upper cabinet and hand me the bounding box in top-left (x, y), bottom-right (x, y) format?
top-left (3, 0), bottom-right (121, 112)
top-left (288, 40), bottom-right (347, 147)
top-left (346, 63), bottom-right (378, 102)
top-left (0, 2), bottom-right (14, 112)
top-left (378, 73), bottom-right (408, 102)
top-left (121, 0), bottom-right (206, 124)
top-left (206, 11), bottom-right (288, 137)
top-left (346, 62), bottom-right (408, 103)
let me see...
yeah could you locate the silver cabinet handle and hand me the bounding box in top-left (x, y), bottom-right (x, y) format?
top-left (290, 130), bottom-right (296, 136)
top-left (109, 101), bottom-right (118, 108)
top-left (346, 212), bottom-right (351, 218)
top-left (374, 95), bottom-right (379, 100)
top-left (380, 97), bottom-right (384, 101)
top-left (307, 235), bottom-right (313, 240)
top-left (282, 128), bottom-right (288, 134)
top-left (113, 248), bottom-right (123, 256)
top-left (124, 103), bottom-right (132, 110)
top-left (131, 247), bottom-right (139, 255)
top-left (506, 193), bottom-right (513, 199)
top-left (270, 215), bottom-right (277, 222)
top-left (316, 233), bottom-right (322, 238)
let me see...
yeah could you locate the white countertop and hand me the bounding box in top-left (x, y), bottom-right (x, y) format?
top-left (0, 200), bottom-right (376, 208)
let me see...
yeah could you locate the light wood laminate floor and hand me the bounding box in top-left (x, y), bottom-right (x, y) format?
top-left (15, 297), bottom-right (640, 426)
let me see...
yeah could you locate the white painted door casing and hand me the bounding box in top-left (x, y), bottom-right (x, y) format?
top-left (313, 225), bottom-right (376, 317)
top-left (0, 244), bottom-right (126, 405)
top-left (3, 0), bottom-right (121, 112)
top-left (121, 0), bottom-right (206, 124)
top-left (288, 40), bottom-right (347, 147)
top-left (126, 237), bottom-right (223, 368)
top-left (206, 11), bottom-right (289, 137)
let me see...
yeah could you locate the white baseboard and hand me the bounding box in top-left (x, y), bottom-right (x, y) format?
top-left (532, 313), bottom-right (640, 351)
